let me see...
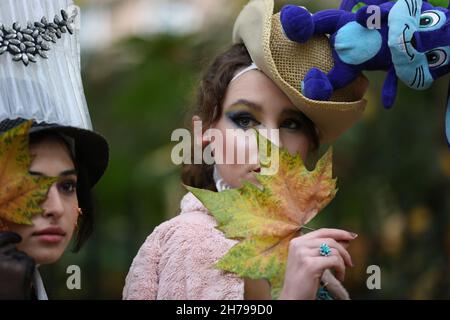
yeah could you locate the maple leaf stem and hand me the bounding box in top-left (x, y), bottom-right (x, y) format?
top-left (301, 225), bottom-right (316, 232)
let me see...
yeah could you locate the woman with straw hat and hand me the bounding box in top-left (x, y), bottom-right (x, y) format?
top-left (123, 0), bottom-right (368, 300)
top-left (0, 0), bottom-right (108, 299)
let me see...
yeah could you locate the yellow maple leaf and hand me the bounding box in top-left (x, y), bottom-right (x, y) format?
top-left (0, 120), bottom-right (57, 228)
top-left (186, 132), bottom-right (337, 299)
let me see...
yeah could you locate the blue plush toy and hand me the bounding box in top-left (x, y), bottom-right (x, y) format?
top-left (280, 0), bottom-right (450, 144)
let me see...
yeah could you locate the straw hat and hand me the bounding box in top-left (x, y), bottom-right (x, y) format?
top-left (232, 0), bottom-right (369, 143)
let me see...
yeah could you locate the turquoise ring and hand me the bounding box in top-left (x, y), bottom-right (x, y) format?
top-left (319, 243), bottom-right (331, 257)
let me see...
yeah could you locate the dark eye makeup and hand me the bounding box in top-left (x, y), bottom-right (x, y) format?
top-left (58, 178), bottom-right (77, 195)
top-left (226, 110), bottom-right (260, 129)
top-left (226, 111), bottom-right (304, 131)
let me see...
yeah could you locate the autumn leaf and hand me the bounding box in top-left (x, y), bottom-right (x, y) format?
top-left (0, 120), bottom-right (57, 228)
top-left (186, 132), bottom-right (337, 299)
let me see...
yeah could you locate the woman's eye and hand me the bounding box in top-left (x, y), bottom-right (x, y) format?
top-left (228, 113), bottom-right (260, 129)
top-left (59, 180), bottom-right (77, 194)
top-left (281, 119), bottom-right (301, 130)
top-left (236, 117), bottom-right (257, 128)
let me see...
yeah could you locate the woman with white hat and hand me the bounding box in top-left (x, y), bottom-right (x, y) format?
top-left (123, 0), bottom-right (368, 300)
top-left (0, 0), bottom-right (108, 299)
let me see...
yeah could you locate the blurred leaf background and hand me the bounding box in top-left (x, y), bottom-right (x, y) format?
top-left (41, 0), bottom-right (450, 299)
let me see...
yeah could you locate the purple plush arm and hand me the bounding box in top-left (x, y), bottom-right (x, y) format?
top-left (311, 9), bottom-right (349, 35)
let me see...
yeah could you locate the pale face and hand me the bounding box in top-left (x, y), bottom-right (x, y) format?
top-left (4, 136), bottom-right (79, 265)
top-left (194, 70), bottom-right (313, 188)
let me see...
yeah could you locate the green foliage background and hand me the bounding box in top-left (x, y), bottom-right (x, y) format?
top-left (42, 0), bottom-right (450, 299)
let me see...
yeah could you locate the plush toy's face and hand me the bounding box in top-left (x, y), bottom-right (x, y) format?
top-left (388, 0), bottom-right (450, 90)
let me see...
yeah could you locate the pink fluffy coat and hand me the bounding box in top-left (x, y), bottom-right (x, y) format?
top-left (123, 192), bottom-right (350, 300)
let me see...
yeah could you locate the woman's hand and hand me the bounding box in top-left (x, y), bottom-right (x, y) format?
top-left (0, 232), bottom-right (36, 300)
top-left (279, 228), bottom-right (357, 300)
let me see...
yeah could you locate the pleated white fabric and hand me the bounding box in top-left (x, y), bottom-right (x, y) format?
top-left (0, 0), bottom-right (93, 130)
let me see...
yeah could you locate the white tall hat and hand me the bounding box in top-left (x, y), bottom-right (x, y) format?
top-left (0, 0), bottom-right (108, 186)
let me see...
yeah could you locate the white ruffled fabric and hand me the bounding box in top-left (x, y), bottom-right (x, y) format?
top-left (33, 267), bottom-right (48, 300)
top-left (0, 0), bottom-right (93, 130)
top-left (213, 165), bottom-right (232, 192)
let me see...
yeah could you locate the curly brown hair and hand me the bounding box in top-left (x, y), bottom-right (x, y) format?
top-left (182, 43), bottom-right (319, 191)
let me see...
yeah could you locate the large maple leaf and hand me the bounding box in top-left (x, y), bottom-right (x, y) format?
top-left (186, 132), bottom-right (337, 298)
top-left (0, 120), bottom-right (57, 229)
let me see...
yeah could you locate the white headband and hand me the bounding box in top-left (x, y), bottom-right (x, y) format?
top-left (230, 62), bottom-right (260, 82)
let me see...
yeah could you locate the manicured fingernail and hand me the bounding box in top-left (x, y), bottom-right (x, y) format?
top-left (350, 232), bottom-right (358, 239)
